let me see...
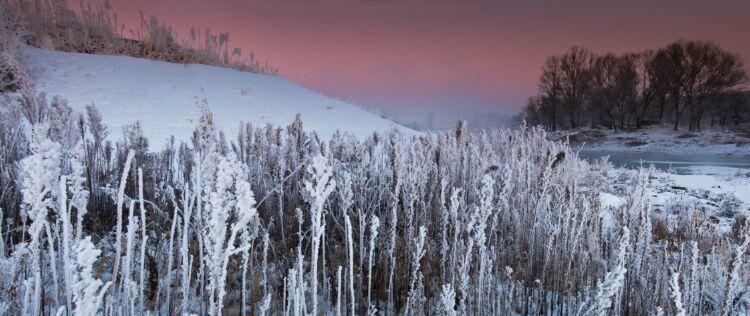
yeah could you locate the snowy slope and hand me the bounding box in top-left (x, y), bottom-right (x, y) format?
top-left (24, 47), bottom-right (416, 148)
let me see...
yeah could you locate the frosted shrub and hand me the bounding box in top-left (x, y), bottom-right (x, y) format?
top-left (0, 247), bottom-right (26, 314)
top-left (181, 183), bottom-right (195, 314)
top-left (70, 237), bottom-right (111, 316)
top-left (120, 200), bottom-right (139, 313)
top-left (0, 0), bottom-right (30, 92)
top-left (0, 48), bottom-right (30, 91)
top-left (59, 176), bottom-right (73, 315)
top-left (405, 226), bottom-right (428, 314)
top-left (257, 293), bottom-right (271, 316)
top-left (586, 227), bottom-right (630, 316)
top-left (19, 124), bottom-right (61, 316)
top-left (68, 144), bottom-right (89, 241)
top-left (473, 175), bottom-right (494, 309)
top-left (134, 169), bottom-right (149, 313)
top-left (162, 191), bottom-right (180, 312)
top-left (438, 284), bottom-right (458, 316)
top-left (722, 227), bottom-right (749, 315)
top-left (112, 150), bottom-right (135, 288)
top-left (335, 265), bottom-right (343, 316)
top-left (344, 212), bottom-right (355, 315)
top-left (303, 155), bottom-right (336, 315)
top-left (670, 270), bottom-right (685, 316)
top-left (202, 153), bottom-right (258, 315)
top-left (366, 215), bottom-right (379, 312)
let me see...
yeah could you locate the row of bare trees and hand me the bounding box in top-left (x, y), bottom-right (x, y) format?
top-left (519, 41), bottom-right (749, 131)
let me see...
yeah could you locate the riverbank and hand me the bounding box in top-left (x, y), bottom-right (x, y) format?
top-left (569, 126), bottom-right (750, 234)
top-left (599, 165), bottom-right (750, 235)
top-left (578, 150), bottom-right (750, 174)
top-left (554, 125), bottom-right (750, 156)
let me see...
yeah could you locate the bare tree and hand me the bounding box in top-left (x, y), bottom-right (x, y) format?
top-left (652, 42), bottom-right (688, 130)
top-left (538, 56), bottom-right (563, 130)
top-left (589, 53), bottom-right (638, 130)
top-left (633, 51), bottom-right (656, 128)
top-left (558, 47), bottom-right (594, 128)
top-left (684, 41), bottom-right (747, 130)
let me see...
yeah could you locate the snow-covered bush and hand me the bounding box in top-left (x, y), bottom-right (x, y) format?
top-left (18, 124), bottom-right (61, 315)
top-left (585, 227), bottom-right (630, 316)
top-left (0, 0), bottom-right (30, 92)
top-left (70, 237), bottom-right (111, 316)
top-left (303, 154), bottom-right (335, 315)
top-left (202, 153), bottom-right (259, 315)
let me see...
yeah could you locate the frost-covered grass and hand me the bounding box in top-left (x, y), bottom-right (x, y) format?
top-left (0, 92), bottom-right (749, 315)
top-left (0, 0), bottom-right (279, 97)
top-left (12, 0), bottom-right (276, 74)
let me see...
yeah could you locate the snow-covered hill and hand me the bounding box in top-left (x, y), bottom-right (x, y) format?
top-left (24, 47), bottom-right (415, 148)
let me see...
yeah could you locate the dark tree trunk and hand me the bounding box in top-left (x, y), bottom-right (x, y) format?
top-left (673, 98), bottom-right (680, 131)
top-left (659, 99), bottom-right (665, 122)
top-left (551, 102), bottom-right (557, 131)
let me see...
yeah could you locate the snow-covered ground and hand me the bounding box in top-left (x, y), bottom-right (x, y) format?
top-left (23, 47), bottom-right (417, 148)
top-left (601, 165), bottom-right (750, 234)
top-left (572, 126), bottom-right (750, 232)
top-left (557, 125), bottom-right (750, 156)
top-left (670, 167), bottom-right (750, 204)
top-left (657, 169), bottom-right (750, 233)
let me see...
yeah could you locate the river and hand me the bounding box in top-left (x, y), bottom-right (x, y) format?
top-left (579, 150), bottom-right (750, 175)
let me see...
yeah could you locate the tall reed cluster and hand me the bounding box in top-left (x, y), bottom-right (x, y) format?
top-left (0, 92), bottom-right (747, 315)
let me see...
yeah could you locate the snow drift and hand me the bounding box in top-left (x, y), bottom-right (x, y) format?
top-left (24, 47), bottom-right (415, 148)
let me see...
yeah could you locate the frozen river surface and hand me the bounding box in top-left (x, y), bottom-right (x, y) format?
top-left (579, 150), bottom-right (750, 175)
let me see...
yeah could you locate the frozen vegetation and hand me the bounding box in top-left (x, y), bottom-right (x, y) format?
top-left (1, 92), bottom-right (750, 314)
top-left (0, 1), bottom-right (749, 314)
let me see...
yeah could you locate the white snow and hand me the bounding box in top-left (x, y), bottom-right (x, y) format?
top-left (682, 165), bottom-right (750, 178)
top-left (600, 163), bottom-right (750, 235)
top-left (560, 125), bottom-right (750, 156)
top-left (641, 165), bottom-right (750, 207)
top-left (669, 173), bottom-right (750, 205)
top-left (23, 47), bottom-right (417, 148)
top-left (599, 192), bottom-right (626, 209)
top-left (598, 193), bottom-right (624, 232)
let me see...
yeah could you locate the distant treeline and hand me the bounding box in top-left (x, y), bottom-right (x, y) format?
top-left (401, 111), bottom-right (511, 132)
top-left (516, 41), bottom-right (749, 131)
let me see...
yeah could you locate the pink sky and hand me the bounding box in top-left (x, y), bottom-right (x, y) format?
top-left (108, 0), bottom-right (750, 117)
